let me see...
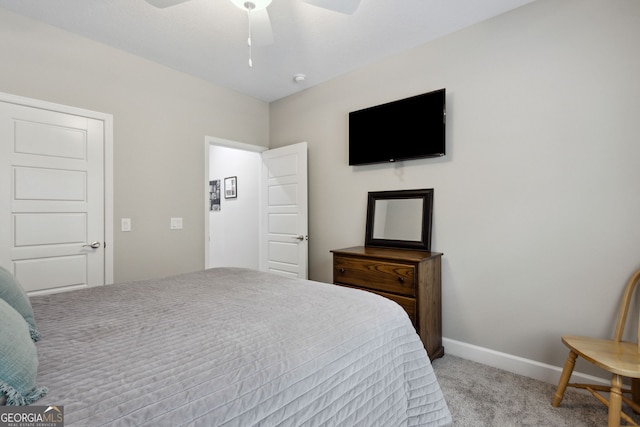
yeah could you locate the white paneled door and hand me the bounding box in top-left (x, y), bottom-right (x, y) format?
top-left (0, 99), bottom-right (107, 293)
top-left (261, 142), bottom-right (308, 278)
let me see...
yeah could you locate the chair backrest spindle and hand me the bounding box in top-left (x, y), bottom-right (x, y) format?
top-left (612, 268), bottom-right (640, 343)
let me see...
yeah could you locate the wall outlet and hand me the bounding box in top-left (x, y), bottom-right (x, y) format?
top-left (170, 217), bottom-right (183, 229)
top-left (121, 218), bottom-right (131, 232)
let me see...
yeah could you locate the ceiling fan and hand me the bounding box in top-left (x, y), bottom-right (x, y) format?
top-left (145, 0), bottom-right (361, 66)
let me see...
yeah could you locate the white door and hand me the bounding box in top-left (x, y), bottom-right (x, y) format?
top-left (0, 100), bottom-right (106, 293)
top-left (260, 142), bottom-right (308, 278)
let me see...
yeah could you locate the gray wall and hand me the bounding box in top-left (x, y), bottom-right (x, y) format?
top-left (270, 0), bottom-right (640, 369)
top-left (0, 8), bottom-right (269, 283)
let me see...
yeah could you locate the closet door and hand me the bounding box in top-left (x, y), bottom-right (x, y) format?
top-left (0, 100), bottom-right (107, 293)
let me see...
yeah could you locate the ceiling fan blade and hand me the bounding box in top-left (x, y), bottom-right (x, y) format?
top-left (302, 0), bottom-right (361, 15)
top-left (250, 8), bottom-right (274, 46)
top-left (145, 0), bottom-right (192, 8)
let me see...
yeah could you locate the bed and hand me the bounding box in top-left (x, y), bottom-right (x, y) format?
top-left (23, 267), bottom-right (451, 426)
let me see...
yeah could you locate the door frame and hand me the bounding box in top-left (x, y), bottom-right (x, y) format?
top-left (204, 136), bottom-right (266, 269)
top-left (0, 91), bottom-right (114, 285)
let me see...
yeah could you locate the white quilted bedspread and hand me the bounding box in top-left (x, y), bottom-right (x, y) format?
top-left (30, 268), bottom-right (451, 426)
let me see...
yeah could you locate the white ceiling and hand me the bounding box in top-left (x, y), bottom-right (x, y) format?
top-left (0, 0), bottom-right (534, 102)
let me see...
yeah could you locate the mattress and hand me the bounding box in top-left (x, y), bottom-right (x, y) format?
top-left (30, 267), bottom-right (451, 426)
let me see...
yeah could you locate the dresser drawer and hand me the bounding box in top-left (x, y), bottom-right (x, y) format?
top-left (369, 289), bottom-right (416, 324)
top-left (333, 255), bottom-right (416, 297)
top-left (337, 284), bottom-right (416, 324)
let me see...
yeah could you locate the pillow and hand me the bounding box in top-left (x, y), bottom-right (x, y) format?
top-left (0, 298), bottom-right (47, 406)
top-left (0, 265), bottom-right (40, 341)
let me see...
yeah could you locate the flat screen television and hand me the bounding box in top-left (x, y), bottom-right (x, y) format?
top-left (348, 88), bottom-right (446, 166)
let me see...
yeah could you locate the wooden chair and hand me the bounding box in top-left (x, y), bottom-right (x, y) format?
top-left (552, 268), bottom-right (640, 426)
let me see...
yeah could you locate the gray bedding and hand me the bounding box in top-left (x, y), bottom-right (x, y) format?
top-left (30, 267), bottom-right (451, 426)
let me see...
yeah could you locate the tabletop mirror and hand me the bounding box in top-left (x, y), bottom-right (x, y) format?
top-left (364, 189), bottom-right (433, 251)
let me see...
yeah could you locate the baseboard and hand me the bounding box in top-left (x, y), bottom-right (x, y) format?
top-left (442, 337), bottom-right (609, 387)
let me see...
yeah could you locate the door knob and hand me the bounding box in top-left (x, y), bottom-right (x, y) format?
top-left (82, 241), bottom-right (101, 249)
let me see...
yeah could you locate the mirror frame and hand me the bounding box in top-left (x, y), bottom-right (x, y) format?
top-left (365, 188), bottom-right (434, 251)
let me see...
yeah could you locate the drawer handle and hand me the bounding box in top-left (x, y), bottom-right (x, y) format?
top-left (398, 277), bottom-right (404, 283)
top-left (340, 268), bottom-right (345, 274)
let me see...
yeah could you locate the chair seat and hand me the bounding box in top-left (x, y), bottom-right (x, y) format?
top-left (562, 335), bottom-right (640, 378)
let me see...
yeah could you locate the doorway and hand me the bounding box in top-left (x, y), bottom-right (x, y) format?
top-left (204, 137), bottom-right (309, 278)
top-left (205, 137), bottom-right (265, 269)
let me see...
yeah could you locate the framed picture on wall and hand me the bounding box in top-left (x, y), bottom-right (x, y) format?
top-left (224, 176), bottom-right (237, 199)
top-left (209, 179), bottom-right (221, 211)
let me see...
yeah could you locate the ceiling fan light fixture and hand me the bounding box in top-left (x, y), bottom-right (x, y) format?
top-left (229, 0), bottom-right (272, 11)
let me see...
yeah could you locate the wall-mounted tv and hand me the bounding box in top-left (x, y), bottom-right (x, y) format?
top-left (348, 88), bottom-right (446, 166)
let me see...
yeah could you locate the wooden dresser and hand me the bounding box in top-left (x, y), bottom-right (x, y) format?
top-left (331, 246), bottom-right (444, 360)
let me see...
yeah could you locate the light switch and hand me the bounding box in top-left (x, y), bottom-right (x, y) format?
top-left (170, 217), bottom-right (183, 230)
top-left (121, 218), bottom-right (131, 232)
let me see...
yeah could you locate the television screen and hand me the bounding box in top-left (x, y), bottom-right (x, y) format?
top-left (348, 88), bottom-right (446, 166)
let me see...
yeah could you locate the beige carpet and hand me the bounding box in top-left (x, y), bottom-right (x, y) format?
top-left (432, 354), bottom-right (640, 426)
